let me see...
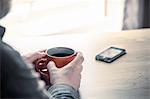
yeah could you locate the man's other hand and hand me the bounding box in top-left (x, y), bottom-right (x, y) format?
top-left (47, 52), bottom-right (84, 90)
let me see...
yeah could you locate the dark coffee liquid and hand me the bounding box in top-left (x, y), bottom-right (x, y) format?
top-left (47, 47), bottom-right (75, 57)
top-left (51, 53), bottom-right (72, 57)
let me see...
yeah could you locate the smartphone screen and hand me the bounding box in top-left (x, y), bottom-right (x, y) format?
top-left (96, 47), bottom-right (126, 63)
top-left (100, 48), bottom-right (123, 58)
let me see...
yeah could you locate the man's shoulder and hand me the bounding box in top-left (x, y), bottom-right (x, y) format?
top-left (0, 40), bottom-right (27, 70)
top-left (0, 41), bottom-right (20, 58)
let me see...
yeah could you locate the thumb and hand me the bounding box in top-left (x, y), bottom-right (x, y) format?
top-left (47, 61), bottom-right (58, 72)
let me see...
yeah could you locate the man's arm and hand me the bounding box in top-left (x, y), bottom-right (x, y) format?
top-left (1, 42), bottom-right (80, 99)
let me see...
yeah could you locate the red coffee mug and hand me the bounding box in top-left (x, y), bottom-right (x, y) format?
top-left (34, 47), bottom-right (77, 85)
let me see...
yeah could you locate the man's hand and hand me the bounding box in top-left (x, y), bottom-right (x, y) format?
top-left (22, 50), bottom-right (46, 64)
top-left (47, 52), bottom-right (84, 90)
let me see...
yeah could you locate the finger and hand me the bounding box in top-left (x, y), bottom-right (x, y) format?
top-left (34, 49), bottom-right (47, 58)
top-left (38, 49), bottom-right (47, 53)
top-left (69, 52), bottom-right (84, 67)
top-left (78, 65), bottom-right (83, 72)
top-left (75, 65), bottom-right (83, 73)
top-left (30, 52), bottom-right (46, 62)
top-left (47, 61), bottom-right (58, 72)
top-left (37, 50), bottom-right (47, 56)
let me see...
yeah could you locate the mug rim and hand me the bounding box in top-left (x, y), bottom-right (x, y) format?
top-left (45, 47), bottom-right (76, 58)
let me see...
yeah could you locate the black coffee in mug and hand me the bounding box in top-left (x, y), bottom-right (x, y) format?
top-left (47, 47), bottom-right (75, 57)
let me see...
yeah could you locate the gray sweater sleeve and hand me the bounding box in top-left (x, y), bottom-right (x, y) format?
top-left (48, 84), bottom-right (80, 99)
top-left (1, 41), bottom-right (80, 99)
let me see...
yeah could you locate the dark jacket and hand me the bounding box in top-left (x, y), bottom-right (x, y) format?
top-left (0, 26), bottom-right (80, 99)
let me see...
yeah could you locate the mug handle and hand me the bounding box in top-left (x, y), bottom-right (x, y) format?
top-left (35, 57), bottom-right (49, 76)
top-left (34, 57), bottom-right (51, 85)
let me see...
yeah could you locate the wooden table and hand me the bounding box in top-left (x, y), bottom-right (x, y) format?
top-left (5, 29), bottom-right (150, 99)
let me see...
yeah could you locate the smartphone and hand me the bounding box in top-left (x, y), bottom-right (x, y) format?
top-left (95, 47), bottom-right (126, 63)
